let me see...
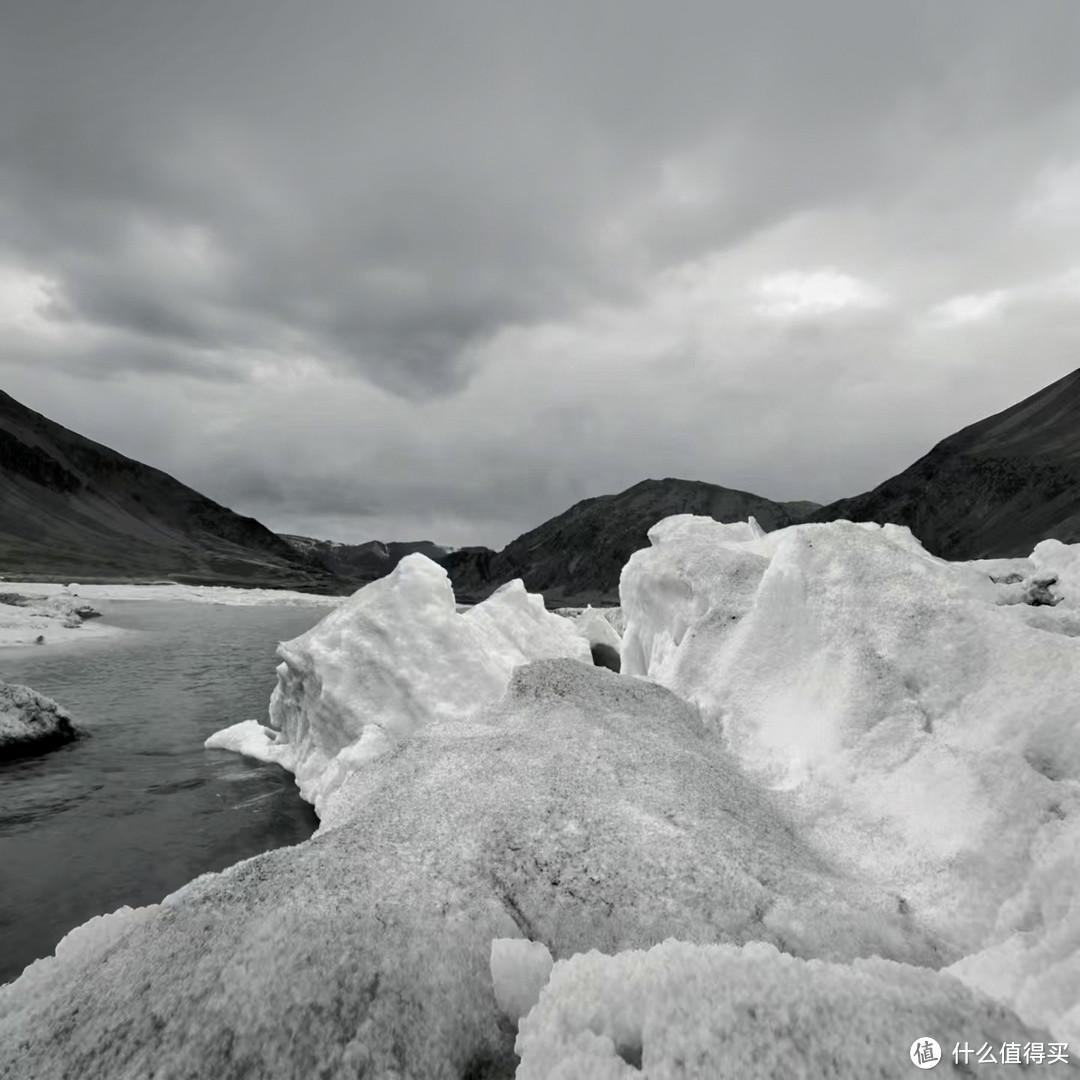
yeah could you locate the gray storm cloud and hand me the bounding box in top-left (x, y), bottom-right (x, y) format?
top-left (1, 1), bottom-right (1079, 545)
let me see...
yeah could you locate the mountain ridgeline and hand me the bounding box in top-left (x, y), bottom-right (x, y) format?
top-left (2, 367), bottom-right (1078, 597)
top-left (441, 479), bottom-right (816, 605)
top-left (0, 390), bottom-right (338, 590)
top-left (809, 367), bottom-right (1080, 558)
top-left (279, 535), bottom-right (453, 585)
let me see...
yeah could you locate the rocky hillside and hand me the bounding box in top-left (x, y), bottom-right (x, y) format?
top-left (811, 367), bottom-right (1080, 558)
top-left (444, 477), bottom-right (804, 605)
top-left (0, 390), bottom-right (339, 590)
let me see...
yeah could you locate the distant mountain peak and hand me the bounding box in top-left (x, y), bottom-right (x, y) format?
top-left (443, 476), bottom-right (799, 606)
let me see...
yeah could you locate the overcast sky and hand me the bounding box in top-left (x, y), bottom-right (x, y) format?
top-left (2, 1), bottom-right (1079, 548)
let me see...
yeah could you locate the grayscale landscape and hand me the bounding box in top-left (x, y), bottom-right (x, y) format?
top-left (2, 3), bottom-right (1080, 1078)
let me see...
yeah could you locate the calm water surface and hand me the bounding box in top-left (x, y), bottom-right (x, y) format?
top-left (0, 597), bottom-right (329, 984)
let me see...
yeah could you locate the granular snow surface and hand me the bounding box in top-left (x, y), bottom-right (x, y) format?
top-left (5, 529), bottom-right (1080, 1078)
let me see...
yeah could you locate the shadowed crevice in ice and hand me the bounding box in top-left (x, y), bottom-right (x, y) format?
top-left (588, 641), bottom-right (621, 672)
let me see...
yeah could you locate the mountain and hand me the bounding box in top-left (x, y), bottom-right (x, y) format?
top-left (443, 478), bottom-right (802, 605)
top-left (0, 389), bottom-right (339, 590)
top-left (280, 535), bottom-right (452, 585)
top-left (810, 367), bottom-right (1080, 558)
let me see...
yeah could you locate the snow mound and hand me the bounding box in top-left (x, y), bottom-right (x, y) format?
top-left (490, 938), bottom-right (553, 1024)
top-left (0, 681), bottom-right (82, 758)
top-left (208, 556), bottom-right (590, 816)
top-left (516, 939), bottom-right (1045, 1080)
top-left (4, 660), bottom-right (964, 1078)
top-left (620, 516), bottom-right (1080, 1042)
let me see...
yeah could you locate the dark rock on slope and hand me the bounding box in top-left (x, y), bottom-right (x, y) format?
top-left (444, 478), bottom-right (799, 606)
top-left (811, 367), bottom-right (1080, 559)
top-left (0, 390), bottom-right (340, 591)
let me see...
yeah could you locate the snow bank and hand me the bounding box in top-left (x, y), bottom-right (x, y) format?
top-left (516, 939), bottom-right (1046, 1079)
top-left (0, 680), bottom-right (83, 758)
top-left (0, 580), bottom-right (333, 648)
top-left (4, 659), bottom-right (981, 1078)
top-left (207, 556), bottom-right (591, 816)
top-left (0, 589), bottom-right (113, 648)
top-left (5, 581), bottom-right (342, 608)
top-left (554, 605), bottom-right (624, 671)
top-left (620, 516), bottom-right (1080, 1042)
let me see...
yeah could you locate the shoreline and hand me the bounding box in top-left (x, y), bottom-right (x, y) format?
top-left (0, 581), bottom-right (342, 652)
top-left (2, 581), bottom-right (345, 608)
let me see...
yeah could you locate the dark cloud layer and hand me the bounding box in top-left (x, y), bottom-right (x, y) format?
top-left (1, 2), bottom-right (1079, 545)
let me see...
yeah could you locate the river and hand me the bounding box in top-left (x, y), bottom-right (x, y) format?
top-left (0, 596), bottom-right (329, 984)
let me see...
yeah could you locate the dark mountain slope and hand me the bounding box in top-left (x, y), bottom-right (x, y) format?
top-left (0, 389), bottom-right (339, 590)
top-left (444, 477), bottom-right (798, 605)
top-left (810, 367), bottom-right (1080, 558)
top-left (280, 535), bottom-right (451, 586)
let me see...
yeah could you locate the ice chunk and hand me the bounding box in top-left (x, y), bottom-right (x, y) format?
top-left (619, 515), bottom-right (1080, 1041)
top-left (0, 680), bottom-right (82, 759)
top-left (462, 579), bottom-right (590, 667)
top-left (210, 555), bottom-right (590, 816)
top-left (204, 718), bottom-right (293, 768)
top-left (620, 519), bottom-right (770, 682)
top-left (490, 938), bottom-right (553, 1023)
top-left (1031, 538), bottom-right (1080, 607)
top-left (570, 605), bottom-right (623, 652)
top-left (566, 605), bottom-right (623, 671)
top-left (645, 513), bottom-right (766, 547)
top-left (515, 940), bottom-right (1049, 1079)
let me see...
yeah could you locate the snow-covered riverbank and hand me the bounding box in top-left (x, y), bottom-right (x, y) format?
top-left (0, 581), bottom-right (342, 649)
top-left (0, 590), bottom-right (118, 648)
top-left (3, 581), bottom-right (344, 608)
